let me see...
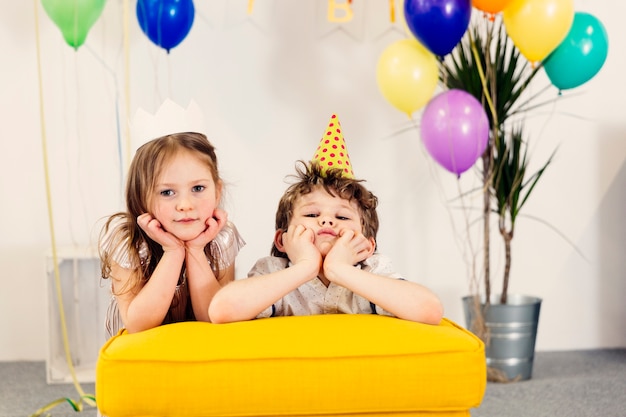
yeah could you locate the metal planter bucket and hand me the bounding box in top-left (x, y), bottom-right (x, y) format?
top-left (462, 294), bottom-right (542, 381)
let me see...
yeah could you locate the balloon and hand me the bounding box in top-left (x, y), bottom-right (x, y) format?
top-left (503, 0), bottom-right (574, 63)
top-left (41, 0), bottom-right (106, 49)
top-left (420, 90), bottom-right (489, 176)
top-left (136, 0), bottom-right (195, 53)
top-left (376, 39), bottom-right (439, 117)
top-left (404, 0), bottom-right (472, 57)
top-left (543, 12), bottom-right (609, 90)
top-left (472, 0), bottom-right (513, 15)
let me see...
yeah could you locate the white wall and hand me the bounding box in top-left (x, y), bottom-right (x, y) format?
top-left (1, 0), bottom-right (624, 361)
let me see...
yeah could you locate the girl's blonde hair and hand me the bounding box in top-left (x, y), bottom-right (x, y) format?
top-left (271, 160), bottom-right (379, 258)
top-left (100, 132), bottom-right (222, 295)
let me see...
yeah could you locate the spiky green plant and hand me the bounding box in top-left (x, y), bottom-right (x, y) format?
top-left (439, 19), bottom-right (555, 307)
top-left (493, 127), bottom-right (554, 303)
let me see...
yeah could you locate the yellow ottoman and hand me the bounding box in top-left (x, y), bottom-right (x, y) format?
top-left (96, 315), bottom-right (485, 417)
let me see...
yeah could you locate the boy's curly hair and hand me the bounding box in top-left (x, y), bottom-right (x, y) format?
top-left (271, 160), bottom-right (379, 258)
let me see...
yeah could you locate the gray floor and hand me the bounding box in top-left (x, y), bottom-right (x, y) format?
top-left (472, 349), bottom-right (626, 417)
top-left (0, 361), bottom-right (96, 417)
top-left (1, 349), bottom-right (625, 417)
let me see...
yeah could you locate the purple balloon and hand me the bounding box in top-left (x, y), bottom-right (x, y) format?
top-left (420, 89), bottom-right (489, 176)
top-left (404, 0), bottom-right (472, 57)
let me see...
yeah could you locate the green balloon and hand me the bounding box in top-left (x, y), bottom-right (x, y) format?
top-left (544, 12), bottom-right (609, 90)
top-left (41, 0), bottom-right (106, 49)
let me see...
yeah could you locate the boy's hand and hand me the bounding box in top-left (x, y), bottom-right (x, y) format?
top-left (323, 230), bottom-right (372, 281)
top-left (137, 213), bottom-right (184, 253)
top-left (282, 224), bottom-right (322, 272)
top-left (185, 208), bottom-right (228, 251)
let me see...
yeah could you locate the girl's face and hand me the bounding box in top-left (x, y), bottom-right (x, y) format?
top-left (289, 187), bottom-right (364, 256)
top-left (151, 150), bottom-right (221, 241)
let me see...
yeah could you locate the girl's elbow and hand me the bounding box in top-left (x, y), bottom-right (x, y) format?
top-left (124, 321), bottom-right (155, 334)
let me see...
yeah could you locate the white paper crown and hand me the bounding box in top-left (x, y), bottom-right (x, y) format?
top-left (130, 99), bottom-right (206, 152)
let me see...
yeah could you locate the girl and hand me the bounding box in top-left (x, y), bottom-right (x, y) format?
top-left (99, 132), bottom-right (245, 337)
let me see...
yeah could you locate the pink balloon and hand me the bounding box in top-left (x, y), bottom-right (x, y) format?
top-left (420, 89), bottom-right (489, 176)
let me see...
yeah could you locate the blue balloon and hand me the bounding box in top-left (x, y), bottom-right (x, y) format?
top-left (543, 12), bottom-right (609, 91)
top-left (136, 0), bottom-right (195, 53)
top-left (404, 0), bottom-right (472, 57)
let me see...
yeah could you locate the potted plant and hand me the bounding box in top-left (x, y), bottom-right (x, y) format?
top-left (376, 0), bottom-right (609, 382)
top-left (437, 18), bottom-right (556, 382)
top-left (377, 1), bottom-right (608, 382)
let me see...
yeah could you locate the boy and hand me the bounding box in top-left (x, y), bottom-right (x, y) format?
top-left (209, 115), bottom-right (443, 324)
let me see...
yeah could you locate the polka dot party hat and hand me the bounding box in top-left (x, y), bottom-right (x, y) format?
top-left (312, 114), bottom-right (355, 179)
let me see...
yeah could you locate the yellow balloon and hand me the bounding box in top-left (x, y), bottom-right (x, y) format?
top-left (503, 0), bottom-right (575, 63)
top-left (376, 39), bottom-right (438, 118)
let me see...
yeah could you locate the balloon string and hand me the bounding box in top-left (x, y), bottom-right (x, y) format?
top-left (115, 99), bottom-right (124, 192)
top-left (408, 117), bottom-right (481, 299)
top-left (84, 43), bottom-right (125, 194)
top-left (29, 395), bottom-right (97, 417)
top-left (123, 0), bottom-right (132, 171)
top-left (32, 0), bottom-right (96, 414)
top-left (468, 28), bottom-right (498, 126)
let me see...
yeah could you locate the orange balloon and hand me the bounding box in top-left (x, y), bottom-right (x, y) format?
top-left (472, 0), bottom-right (513, 15)
top-left (503, 0), bottom-right (574, 63)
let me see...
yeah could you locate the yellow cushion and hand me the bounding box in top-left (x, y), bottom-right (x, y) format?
top-left (96, 315), bottom-right (485, 417)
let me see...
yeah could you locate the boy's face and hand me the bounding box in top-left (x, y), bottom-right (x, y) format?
top-left (288, 187), bottom-right (364, 256)
top-left (151, 150), bottom-right (221, 242)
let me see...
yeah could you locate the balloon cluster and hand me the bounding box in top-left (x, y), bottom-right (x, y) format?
top-left (41, 0), bottom-right (196, 53)
top-left (376, 0), bottom-right (609, 176)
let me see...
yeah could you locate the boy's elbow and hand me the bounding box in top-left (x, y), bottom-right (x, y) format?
top-left (208, 293), bottom-right (235, 324)
top-left (412, 296), bottom-right (444, 325)
top-left (423, 297), bottom-right (444, 325)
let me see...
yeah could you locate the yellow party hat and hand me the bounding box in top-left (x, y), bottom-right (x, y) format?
top-left (312, 114), bottom-right (354, 178)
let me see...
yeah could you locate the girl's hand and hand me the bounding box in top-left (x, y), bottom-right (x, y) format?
top-left (282, 224), bottom-right (322, 271)
top-left (185, 208), bottom-right (228, 251)
top-left (137, 213), bottom-right (184, 252)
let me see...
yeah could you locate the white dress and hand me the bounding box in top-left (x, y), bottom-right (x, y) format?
top-left (102, 221), bottom-right (245, 338)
